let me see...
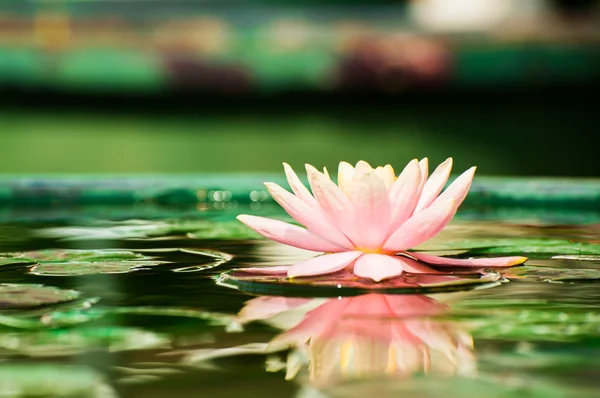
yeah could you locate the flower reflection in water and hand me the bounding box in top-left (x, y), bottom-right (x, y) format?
top-left (236, 293), bottom-right (475, 387)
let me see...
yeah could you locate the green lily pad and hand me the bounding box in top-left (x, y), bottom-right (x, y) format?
top-left (552, 255), bottom-right (600, 261)
top-left (418, 238), bottom-right (600, 254)
top-left (464, 241), bottom-right (600, 257)
top-left (470, 309), bottom-right (600, 342)
top-left (37, 220), bottom-right (262, 241)
top-left (0, 284), bottom-right (81, 310)
top-left (0, 327), bottom-right (169, 357)
top-left (29, 261), bottom-right (163, 277)
top-left (523, 265), bottom-right (600, 282)
top-left (0, 365), bottom-right (117, 397)
top-left (0, 249), bottom-right (168, 276)
top-left (0, 249), bottom-right (151, 266)
top-left (187, 221), bottom-right (261, 240)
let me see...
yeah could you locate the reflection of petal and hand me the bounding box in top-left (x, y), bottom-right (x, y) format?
top-left (282, 294), bottom-right (474, 385)
top-left (227, 293), bottom-right (476, 388)
top-left (238, 297), bottom-right (313, 324)
top-left (410, 252), bottom-right (528, 267)
top-left (288, 252), bottom-right (362, 278)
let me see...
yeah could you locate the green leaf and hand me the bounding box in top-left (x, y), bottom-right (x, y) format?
top-left (0, 284), bottom-right (81, 310)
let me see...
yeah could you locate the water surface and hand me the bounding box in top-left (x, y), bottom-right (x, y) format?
top-left (1, 204), bottom-right (599, 397)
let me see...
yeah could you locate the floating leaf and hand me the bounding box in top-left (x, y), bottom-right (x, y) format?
top-left (0, 365), bottom-right (117, 397)
top-left (470, 309), bottom-right (600, 342)
top-left (36, 220), bottom-right (262, 241)
top-left (552, 255), bottom-right (600, 261)
top-left (29, 261), bottom-right (163, 276)
top-left (0, 249), bottom-right (151, 266)
top-left (465, 241), bottom-right (600, 257)
top-left (0, 284), bottom-right (80, 310)
top-left (0, 327), bottom-right (169, 357)
top-left (510, 259), bottom-right (600, 284)
top-left (187, 221), bottom-right (261, 240)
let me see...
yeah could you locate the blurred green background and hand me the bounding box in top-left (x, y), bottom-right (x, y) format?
top-left (1, 0), bottom-right (599, 176)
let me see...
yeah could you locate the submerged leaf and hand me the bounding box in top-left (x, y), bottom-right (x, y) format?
top-left (0, 364), bottom-right (117, 397)
top-left (0, 284), bottom-right (80, 310)
top-left (0, 327), bottom-right (169, 356)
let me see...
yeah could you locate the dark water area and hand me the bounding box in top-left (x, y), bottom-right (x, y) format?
top-left (1, 204), bottom-right (600, 397)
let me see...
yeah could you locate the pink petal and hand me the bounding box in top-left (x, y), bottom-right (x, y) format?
top-left (374, 165), bottom-right (396, 191)
top-left (383, 199), bottom-right (457, 252)
top-left (337, 161), bottom-right (355, 197)
top-left (394, 255), bottom-right (443, 274)
top-left (352, 253), bottom-right (405, 282)
top-left (414, 157), bottom-right (453, 213)
top-left (306, 164), bottom-right (358, 245)
top-left (435, 166), bottom-right (476, 208)
top-left (237, 215), bottom-right (346, 252)
top-left (349, 165), bottom-right (391, 250)
top-left (264, 182), bottom-right (354, 249)
top-left (238, 296), bottom-right (313, 324)
top-left (388, 159), bottom-right (422, 232)
top-left (409, 252), bottom-right (528, 267)
top-left (288, 251), bottom-right (362, 278)
top-left (418, 157), bottom-right (429, 190)
top-left (283, 162), bottom-right (319, 207)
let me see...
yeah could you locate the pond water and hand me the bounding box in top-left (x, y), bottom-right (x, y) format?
top-left (1, 202), bottom-right (599, 398)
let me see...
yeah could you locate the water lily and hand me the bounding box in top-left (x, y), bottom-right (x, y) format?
top-left (238, 159), bottom-right (527, 282)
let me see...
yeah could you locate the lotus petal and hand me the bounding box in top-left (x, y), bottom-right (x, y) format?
top-left (337, 161), bottom-right (355, 197)
top-left (418, 157), bottom-right (429, 190)
top-left (306, 165), bottom-right (358, 245)
top-left (283, 162), bottom-right (319, 207)
top-left (350, 164), bottom-right (391, 250)
top-left (374, 164), bottom-right (396, 191)
top-left (410, 252), bottom-right (528, 267)
top-left (264, 182), bottom-right (354, 249)
top-left (388, 159), bottom-right (422, 232)
top-left (353, 253), bottom-right (405, 282)
top-left (415, 157), bottom-right (453, 213)
top-left (237, 215), bottom-right (346, 252)
top-left (435, 166), bottom-right (476, 208)
top-left (288, 251), bottom-right (362, 278)
top-left (383, 199), bottom-right (457, 252)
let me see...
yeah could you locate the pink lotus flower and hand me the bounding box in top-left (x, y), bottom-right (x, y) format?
top-left (239, 294), bottom-right (475, 385)
top-left (237, 159), bottom-right (527, 282)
